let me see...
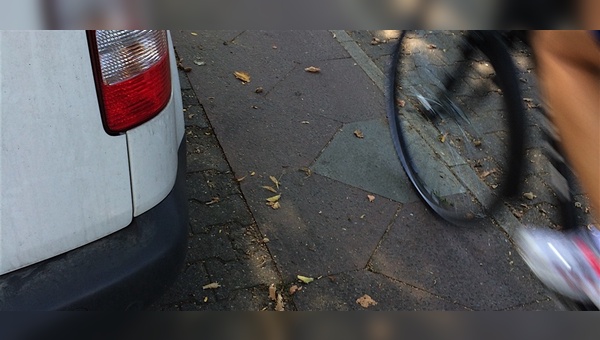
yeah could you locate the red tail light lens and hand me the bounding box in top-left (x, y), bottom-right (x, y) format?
top-left (90, 30), bottom-right (171, 134)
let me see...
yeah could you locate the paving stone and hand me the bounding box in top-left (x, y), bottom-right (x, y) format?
top-left (203, 169), bottom-right (241, 198)
top-left (183, 105), bottom-right (210, 129)
top-left (187, 224), bottom-right (237, 263)
top-left (293, 269), bottom-right (467, 311)
top-left (188, 195), bottom-right (254, 229)
top-left (242, 171), bottom-right (400, 282)
top-left (150, 262), bottom-right (212, 307)
top-left (370, 201), bottom-right (551, 311)
top-left (204, 258), bottom-right (280, 302)
top-left (185, 126), bottom-right (231, 173)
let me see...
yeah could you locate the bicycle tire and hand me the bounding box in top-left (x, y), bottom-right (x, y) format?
top-left (386, 31), bottom-right (525, 225)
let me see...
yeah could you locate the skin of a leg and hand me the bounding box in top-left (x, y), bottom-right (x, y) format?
top-left (531, 30), bottom-right (600, 226)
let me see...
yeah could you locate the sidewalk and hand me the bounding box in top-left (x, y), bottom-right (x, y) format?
top-left (149, 30), bottom-right (562, 311)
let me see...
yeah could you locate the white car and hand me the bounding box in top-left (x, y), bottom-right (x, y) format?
top-left (0, 30), bottom-right (188, 310)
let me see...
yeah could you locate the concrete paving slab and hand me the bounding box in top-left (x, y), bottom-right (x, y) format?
top-left (241, 171), bottom-right (400, 282)
top-left (265, 57), bottom-right (385, 124)
top-left (292, 269), bottom-right (468, 311)
top-left (312, 119), bottom-right (418, 203)
top-left (370, 201), bottom-right (552, 311)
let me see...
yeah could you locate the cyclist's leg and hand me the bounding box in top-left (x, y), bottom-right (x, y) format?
top-left (517, 30), bottom-right (600, 308)
top-left (531, 30), bottom-right (599, 220)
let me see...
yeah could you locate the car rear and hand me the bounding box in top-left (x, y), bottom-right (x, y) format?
top-left (0, 30), bottom-right (188, 310)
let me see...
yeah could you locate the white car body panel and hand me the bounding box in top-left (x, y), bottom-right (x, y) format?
top-left (127, 32), bottom-right (184, 217)
top-left (0, 30), bottom-right (183, 276)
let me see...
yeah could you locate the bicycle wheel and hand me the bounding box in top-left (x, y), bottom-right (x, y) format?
top-left (386, 31), bottom-right (525, 225)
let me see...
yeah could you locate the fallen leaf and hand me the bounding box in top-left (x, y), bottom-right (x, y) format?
top-left (251, 105), bottom-right (259, 109)
top-left (203, 282), bottom-right (221, 290)
top-left (356, 294), bottom-right (378, 308)
top-left (272, 45), bottom-right (278, 49)
top-left (234, 71), bottom-right (251, 83)
top-left (236, 176), bottom-right (247, 182)
top-left (183, 67), bottom-right (192, 72)
top-left (262, 185), bottom-right (278, 193)
top-left (289, 285), bottom-right (300, 295)
top-left (270, 201), bottom-right (281, 210)
top-left (275, 293), bottom-right (284, 311)
top-left (299, 167), bottom-right (312, 177)
top-left (301, 121), bottom-right (310, 124)
top-left (193, 60), bottom-right (206, 66)
top-left (203, 296), bottom-right (208, 303)
top-left (371, 37), bottom-right (385, 45)
top-left (513, 210), bottom-right (524, 219)
top-left (270, 176), bottom-right (280, 189)
top-left (523, 98), bottom-right (534, 102)
top-left (354, 130), bottom-right (364, 139)
top-left (439, 133), bottom-right (448, 143)
top-left (297, 275), bottom-right (314, 284)
top-left (191, 32), bottom-right (198, 36)
top-left (250, 171), bottom-right (256, 176)
top-left (523, 192), bottom-right (537, 200)
top-left (575, 202), bottom-right (582, 209)
top-left (269, 284), bottom-right (277, 301)
top-left (262, 237), bottom-right (270, 243)
top-left (473, 139), bottom-right (482, 147)
top-left (267, 194), bottom-right (281, 203)
top-left (255, 87), bottom-right (264, 93)
top-left (205, 197), bottom-right (220, 205)
top-left (480, 169), bottom-right (497, 178)
top-left (305, 66), bottom-right (321, 73)
top-left (367, 195), bottom-right (376, 202)
top-left (427, 44), bottom-right (437, 49)
top-left (397, 99), bottom-right (406, 107)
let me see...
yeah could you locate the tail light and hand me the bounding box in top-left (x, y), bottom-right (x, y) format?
top-left (89, 30), bottom-right (172, 134)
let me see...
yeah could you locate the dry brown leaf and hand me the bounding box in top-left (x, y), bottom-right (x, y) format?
top-left (255, 87), bottom-right (264, 93)
top-left (439, 133), bottom-right (448, 143)
top-left (299, 167), bottom-right (312, 177)
top-left (269, 176), bottom-right (280, 189)
top-left (262, 185), bottom-right (278, 193)
top-left (203, 282), bottom-right (221, 290)
top-left (234, 71), bottom-right (251, 83)
top-left (266, 194), bottom-right (281, 203)
top-left (480, 169), bottom-right (497, 178)
top-left (356, 294), bottom-right (378, 308)
top-left (427, 44), bottom-right (437, 49)
top-left (205, 197), bottom-right (220, 205)
top-left (367, 195), bottom-right (376, 202)
top-left (397, 99), bottom-right (406, 107)
top-left (354, 130), bottom-right (364, 139)
top-left (236, 176), bottom-right (247, 182)
top-left (250, 171), bottom-right (256, 176)
top-left (269, 284), bottom-right (277, 301)
top-left (523, 192), bottom-right (537, 200)
top-left (305, 66), bottom-right (321, 73)
top-left (513, 210), bottom-right (524, 219)
top-left (267, 201), bottom-right (281, 210)
top-left (289, 285), bottom-right (300, 295)
top-left (191, 32), bottom-right (198, 36)
top-left (473, 139), bottom-right (482, 147)
top-left (275, 293), bottom-right (285, 311)
top-left (371, 37), bottom-right (385, 45)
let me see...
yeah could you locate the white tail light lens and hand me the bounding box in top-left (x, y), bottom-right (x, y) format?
top-left (90, 30), bottom-right (171, 134)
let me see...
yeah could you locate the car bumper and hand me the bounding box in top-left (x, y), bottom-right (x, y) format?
top-left (0, 141), bottom-right (188, 311)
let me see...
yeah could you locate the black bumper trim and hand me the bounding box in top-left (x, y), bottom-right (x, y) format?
top-left (0, 141), bottom-right (188, 310)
